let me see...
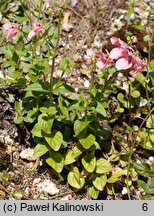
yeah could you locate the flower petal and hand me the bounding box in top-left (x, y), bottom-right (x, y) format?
top-left (32, 19), bottom-right (40, 27)
top-left (110, 37), bottom-right (129, 49)
top-left (95, 51), bottom-right (107, 59)
top-left (86, 49), bottom-right (94, 57)
top-left (96, 61), bottom-right (105, 69)
top-left (6, 29), bottom-right (19, 41)
top-left (115, 58), bottom-right (133, 70)
top-left (28, 30), bottom-right (36, 39)
top-left (3, 23), bottom-right (13, 30)
top-left (109, 48), bottom-right (124, 60)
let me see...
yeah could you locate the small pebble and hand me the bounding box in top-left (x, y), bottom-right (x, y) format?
top-left (139, 99), bottom-right (147, 107)
top-left (33, 178), bottom-right (41, 185)
top-left (37, 180), bottom-right (59, 195)
top-left (122, 187), bottom-right (128, 195)
top-left (84, 80), bottom-right (90, 88)
top-left (20, 148), bottom-right (34, 161)
top-left (61, 194), bottom-right (72, 200)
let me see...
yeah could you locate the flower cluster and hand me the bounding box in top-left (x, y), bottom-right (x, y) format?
top-left (28, 19), bottom-right (45, 39)
top-left (109, 37), bottom-right (147, 78)
top-left (3, 23), bottom-right (19, 42)
top-left (83, 49), bottom-right (112, 70)
top-left (84, 37), bottom-right (147, 78)
top-left (3, 19), bottom-right (45, 42)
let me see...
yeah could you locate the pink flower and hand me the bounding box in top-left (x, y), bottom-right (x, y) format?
top-left (132, 56), bottom-right (147, 78)
top-left (28, 19), bottom-right (45, 39)
top-left (83, 49), bottom-right (95, 65)
top-left (95, 51), bottom-right (112, 69)
top-left (109, 37), bottom-right (147, 78)
top-left (3, 23), bottom-right (19, 42)
top-left (110, 37), bottom-right (130, 50)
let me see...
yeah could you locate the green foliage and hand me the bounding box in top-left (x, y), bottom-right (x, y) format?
top-left (67, 167), bottom-right (85, 189)
top-left (46, 151), bottom-right (64, 173)
top-left (1, 0), bottom-right (154, 200)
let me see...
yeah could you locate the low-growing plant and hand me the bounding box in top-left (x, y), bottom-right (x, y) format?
top-left (0, 1), bottom-right (154, 199)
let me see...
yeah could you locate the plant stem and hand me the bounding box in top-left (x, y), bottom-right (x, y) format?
top-left (126, 153), bottom-right (131, 200)
top-left (90, 66), bottom-right (95, 88)
top-left (134, 106), bottom-right (154, 143)
top-left (38, 0), bottom-right (43, 20)
top-left (19, 0), bottom-right (31, 21)
top-left (49, 11), bottom-right (62, 96)
top-left (126, 79), bottom-right (133, 200)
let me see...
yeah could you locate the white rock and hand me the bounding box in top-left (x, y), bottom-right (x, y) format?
top-left (0, 12), bottom-right (2, 21)
top-left (122, 187), bottom-right (128, 195)
top-left (37, 180), bottom-right (59, 195)
top-left (33, 178), bottom-right (41, 185)
top-left (149, 156), bottom-right (154, 162)
top-left (139, 99), bottom-right (147, 107)
top-left (122, 82), bottom-right (129, 93)
top-left (25, 187), bottom-right (30, 195)
top-left (84, 80), bottom-right (90, 88)
top-left (20, 148), bottom-right (34, 161)
top-left (61, 194), bottom-right (72, 200)
top-left (70, 0), bottom-right (78, 7)
top-left (62, 23), bottom-right (73, 32)
top-left (48, 59), bottom-right (53, 66)
top-left (117, 72), bottom-right (124, 78)
top-left (0, 71), bottom-right (4, 78)
top-left (147, 156), bottom-right (154, 165)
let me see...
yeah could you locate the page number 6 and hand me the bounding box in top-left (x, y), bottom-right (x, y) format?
top-left (142, 203), bottom-right (148, 211)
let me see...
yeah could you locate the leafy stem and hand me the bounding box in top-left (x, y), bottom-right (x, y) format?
top-left (126, 78), bottom-right (133, 200)
top-left (38, 0), bottom-right (43, 20)
top-left (49, 11), bottom-right (63, 97)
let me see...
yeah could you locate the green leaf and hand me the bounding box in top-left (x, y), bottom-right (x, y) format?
top-left (92, 174), bottom-right (107, 191)
top-left (133, 163), bottom-right (151, 177)
top-left (135, 25), bottom-right (145, 31)
top-left (117, 93), bottom-right (133, 108)
top-left (40, 107), bottom-right (48, 113)
top-left (67, 167), bottom-right (85, 189)
top-left (79, 134), bottom-right (95, 149)
top-left (45, 130), bottom-right (63, 151)
top-left (95, 102), bottom-right (107, 117)
top-left (46, 151), bottom-right (64, 173)
top-left (81, 154), bottom-right (96, 173)
top-left (88, 186), bottom-right (99, 199)
top-left (74, 119), bottom-right (91, 136)
top-left (12, 51), bottom-right (20, 66)
top-left (14, 116), bottom-right (24, 124)
top-left (48, 106), bottom-right (57, 116)
top-left (107, 169), bottom-right (127, 183)
top-left (31, 123), bottom-right (42, 137)
top-left (136, 128), bottom-right (154, 150)
top-left (24, 91), bottom-right (36, 99)
top-left (146, 114), bottom-right (154, 128)
top-left (25, 82), bottom-right (49, 92)
top-left (138, 180), bottom-right (149, 192)
top-left (53, 82), bottom-right (75, 95)
top-left (106, 184), bottom-right (114, 195)
top-left (58, 95), bottom-right (69, 118)
top-left (38, 114), bottom-right (54, 134)
top-left (64, 145), bottom-right (84, 165)
top-left (149, 129), bottom-right (154, 143)
top-left (95, 158), bottom-right (112, 174)
top-left (59, 57), bottom-right (74, 72)
top-left (131, 90), bottom-right (140, 98)
top-left (135, 73), bottom-right (146, 87)
top-left (25, 109), bottom-right (38, 123)
top-left (33, 143), bottom-right (49, 159)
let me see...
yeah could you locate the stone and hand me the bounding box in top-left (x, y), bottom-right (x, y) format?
top-left (20, 148), bottom-right (34, 161)
top-left (37, 180), bottom-right (59, 195)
